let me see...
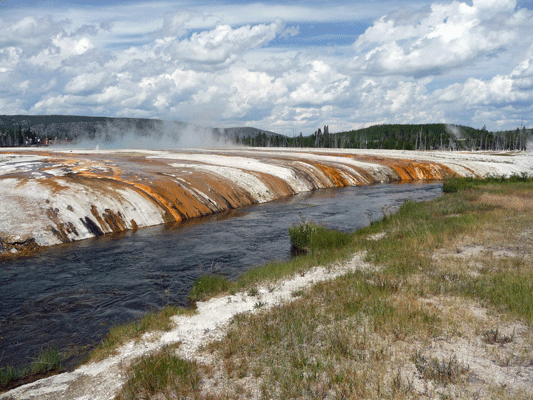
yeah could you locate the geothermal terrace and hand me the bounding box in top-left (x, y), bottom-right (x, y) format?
top-left (1, 147), bottom-right (532, 257)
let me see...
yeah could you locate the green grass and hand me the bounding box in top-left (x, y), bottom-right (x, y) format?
top-left (0, 347), bottom-right (63, 391)
top-left (198, 176), bottom-right (533, 398)
top-left (288, 221), bottom-right (354, 255)
top-left (31, 347), bottom-right (62, 375)
top-left (188, 274), bottom-right (231, 303)
top-left (443, 173), bottom-right (532, 193)
top-left (90, 305), bottom-right (195, 362)
top-left (0, 365), bottom-right (23, 389)
top-left (115, 346), bottom-right (201, 400)
top-left (356, 178), bottom-right (533, 327)
top-left (462, 271), bottom-right (533, 324)
top-left (207, 269), bottom-right (441, 398)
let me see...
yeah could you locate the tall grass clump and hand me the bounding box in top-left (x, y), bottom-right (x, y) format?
top-left (31, 347), bottom-right (62, 375)
top-left (413, 352), bottom-right (469, 385)
top-left (288, 220), bottom-right (353, 255)
top-left (116, 346), bottom-right (201, 400)
top-left (188, 274), bottom-right (231, 303)
top-left (0, 347), bottom-right (63, 391)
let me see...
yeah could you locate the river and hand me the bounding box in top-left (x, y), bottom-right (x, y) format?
top-left (0, 181), bottom-right (442, 370)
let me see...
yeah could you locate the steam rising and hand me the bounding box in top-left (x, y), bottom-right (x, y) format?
top-left (445, 124), bottom-right (463, 139)
top-left (53, 120), bottom-right (235, 150)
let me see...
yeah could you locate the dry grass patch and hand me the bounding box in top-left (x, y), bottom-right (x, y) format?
top-left (477, 192), bottom-right (533, 211)
top-left (200, 271), bottom-right (442, 399)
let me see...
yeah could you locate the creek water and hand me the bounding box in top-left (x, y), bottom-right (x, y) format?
top-left (0, 181), bottom-right (443, 370)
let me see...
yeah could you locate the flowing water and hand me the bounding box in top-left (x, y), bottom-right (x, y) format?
top-left (0, 182), bottom-right (442, 370)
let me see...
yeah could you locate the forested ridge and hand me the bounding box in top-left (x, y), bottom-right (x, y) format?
top-left (241, 123), bottom-right (532, 151)
top-left (1, 115), bottom-right (530, 151)
top-left (0, 115), bottom-right (277, 147)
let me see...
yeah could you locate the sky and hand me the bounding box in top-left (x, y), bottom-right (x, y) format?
top-left (0, 0), bottom-right (532, 136)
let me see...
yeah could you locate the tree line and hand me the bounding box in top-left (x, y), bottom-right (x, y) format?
top-left (2, 121), bottom-right (531, 151)
top-left (0, 126), bottom-right (51, 147)
top-left (0, 124), bottom-right (83, 147)
top-left (241, 123), bottom-right (532, 151)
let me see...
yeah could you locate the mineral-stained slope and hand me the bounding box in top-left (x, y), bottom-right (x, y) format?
top-left (1, 148), bottom-right (531, 256)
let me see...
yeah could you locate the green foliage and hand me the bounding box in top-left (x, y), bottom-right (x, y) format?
top-left (90, 305), bottom-right (191, 361)
top-left (188, 274), bottom-right (231, 303)
top-left (442, 177), bottom-right (477, 193)
top-left (117, 346), bottom-right (200, 400)
top-left (0, 365), bottom-right (23, 389)
top-left (288, 221), bottom-right (321, 254)
top-left (31, 347), bottom-right (62, 375)
top-left (288, 221), bottom-right (353, 255)
top-left (241, 123), bottom-right (532, 151)
top-left (462, 271), bottom-right (533, 324)
top-left (0, 347), bottom-right (63, 390)
top-left (443, 173), bottom-right (532, 193)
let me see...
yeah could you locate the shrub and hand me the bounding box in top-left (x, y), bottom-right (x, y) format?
top-left (413, 352), bottom-right (469, 385)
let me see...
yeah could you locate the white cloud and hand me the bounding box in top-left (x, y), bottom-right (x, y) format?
top-left (0, 16), bottom-right (66, 47)
top-left (354, 0), bottom-right (528, 76)
top-left (0, 0), bottom-right (532, 133)
top-left (28, 35), bottom-right (95, 70)
top-left (287, 60), bottom-right (351, 105)
top-left (171, 21), bottom-right (283, 65)
top-left (65, 73), bottom-right (107, 94)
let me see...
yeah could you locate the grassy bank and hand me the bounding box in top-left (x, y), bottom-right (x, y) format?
top-left (0, 347), bottom-right (62, 392)
top-left (114, 175), bottom-right (533, 399)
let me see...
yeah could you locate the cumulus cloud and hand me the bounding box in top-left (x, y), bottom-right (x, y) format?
top-left (64, 72), bottom-right (108, 94)
top-left (0, 16), bottom-right (66, 47)
top-left (0, 0), bottom-right (532, 134)
top-left (171, 21), bottom-right (284, 65)
top-left (289, 60), bottom-right (350, 104)
top-left (354, 0), bottom-right (527, 76)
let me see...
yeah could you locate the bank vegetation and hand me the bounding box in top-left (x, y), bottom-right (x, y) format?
top-left (3, 175), bottom-right (533, 398)
top-left (111, 174), bottom-right (533, 399)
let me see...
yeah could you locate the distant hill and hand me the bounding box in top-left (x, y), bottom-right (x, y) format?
top-left (0, 115), bottom-right (282, 147)
top-left (240, 123), bottom-right (531, 151)
top-left (334, 123), bottom-right (531, 151)
top-left (222, 126), bottom-right (280, 139)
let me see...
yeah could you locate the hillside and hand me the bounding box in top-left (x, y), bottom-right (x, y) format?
top-left (241, 123), bottom-right (532, 151)
top-left (0, 115), bottom-right (280, 147)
